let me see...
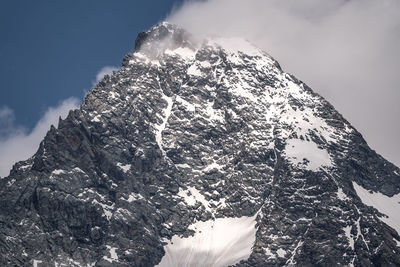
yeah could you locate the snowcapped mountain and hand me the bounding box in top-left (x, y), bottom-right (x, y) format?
top-left (1, 22), bottom-right (399, 266)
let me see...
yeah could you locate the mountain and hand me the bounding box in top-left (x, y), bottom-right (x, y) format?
top-left (1, 22), bottom-right (399, 267)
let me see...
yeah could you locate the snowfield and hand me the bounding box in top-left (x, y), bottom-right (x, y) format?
top-left (353, 182), bottom-right (400, 235)
top-left (157, 214), bottom-right (258, 267)
top-left (284, 139), bottom-right (332, 171)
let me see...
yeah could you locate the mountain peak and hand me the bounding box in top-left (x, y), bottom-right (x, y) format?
top-left (134, 22), bottom-right (195, 56)
top-left (133, 22), bottom-right (271, 62)
top-left (1, 22), bottom-right (399, 266)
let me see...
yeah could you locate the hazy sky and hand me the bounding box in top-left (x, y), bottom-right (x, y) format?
top-left (0, 0), bottom-right (399, 176)
top-left (168, 0), bottom-right (400, 167)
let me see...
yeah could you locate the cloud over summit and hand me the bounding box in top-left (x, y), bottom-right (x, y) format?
top-left (167, 0), bottom-right (400, 166)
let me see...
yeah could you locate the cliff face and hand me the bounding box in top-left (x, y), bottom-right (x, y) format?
top-left (1, 23), bottom-right (399, 266)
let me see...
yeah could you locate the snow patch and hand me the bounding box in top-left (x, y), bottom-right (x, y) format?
top-left (52, 169), bottom-right (65, 175)
top-left (199, 60), bottom-right (211, 68)
top-left (353, 182), bottom-right (400, 235)
top-left (103, 246), bottom-right (118, 263)
top-left (155, 93), bottom-right (173, 155)
top-left (165, 47), bottom-right (196, 60)
top-left (176, 96), bottom-right (195, 112)
top-left (203, 162), bottom-right (224, 172)
top-left (286, 241), bottom-right (304, 264)
top-left (278, 105), bottom-right (338, 143)
top-left (125, 192), bottom-right (144, 202)
top-left (117, 163), bottom-right (131, 173)
top-left (205, 101), bottom-right (224, 123)
top-left (344, 225), bottom-right (355, 249)
top-left (276, 248), bottom-right (286, 258)
top-left (92, 199), bottom-right (114, 220)
top-left (355, 216), bottom-right (369, 249)
top-left (178, 187), bottom-right (211, 211)
top-left (187, 64), bottom-right (202, 76)
top-left (284, 139), bottom-right (332, 171)
top-left (19, 163), bottom-right (32, 171)
top-left (157, 214), bottom-right (258, 267)
top-left (33, 260), bottom-right (42, 267)
top-left (264, 247), bottom-right (275, 258)
top-left (337, 188), bottom-right (349, 201)
top-left (72, 167), bottom-right (86, 174)
top-left (175, 163), bottom-right (192, 169)
top-left (109, 91), bottom-right (120, 100)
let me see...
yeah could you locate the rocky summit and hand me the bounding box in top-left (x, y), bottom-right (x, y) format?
top-left (1, 22), bottom-right (400, 267)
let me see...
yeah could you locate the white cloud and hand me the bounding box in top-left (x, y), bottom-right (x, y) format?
top-left (0, 106), bottom-right (24, 138)
top-left (0, 98), bottom-right (80, 177)
top-left (94, 66), bottom-right (118, 84)
top-left (167, 0), bottom-right (400, 166)
top-left (0, 65), bottom-right (119, 178)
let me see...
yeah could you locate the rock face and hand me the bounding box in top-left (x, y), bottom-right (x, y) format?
top-left (1, 22), bottom-right (400, 266)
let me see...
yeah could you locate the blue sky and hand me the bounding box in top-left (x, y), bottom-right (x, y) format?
top-left (0, 0), bottom-right (182, 129)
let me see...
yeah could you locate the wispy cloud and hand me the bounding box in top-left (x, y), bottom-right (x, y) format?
top-left (94, 66), bottom-right (118, 84)
top-left (0, 106), bottom-right (24, 139)
top-left (0, 98), bottom-right (79, 177)
top-left (168, 0), bottom-right (400, 166)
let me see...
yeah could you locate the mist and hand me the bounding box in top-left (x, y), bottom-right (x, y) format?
top-left (167, 0), bottom-right (400, 166)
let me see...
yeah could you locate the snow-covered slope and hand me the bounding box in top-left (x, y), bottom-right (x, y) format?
top-left (157, 214), bottom-right (258, 267)
top-left (353, 182), bottom-right (400, 235)
top-left (0, 22), bottom-right (399, 266)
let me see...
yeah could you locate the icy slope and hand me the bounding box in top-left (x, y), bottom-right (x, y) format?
top-left (353, 182), bottom-right (400, 235)
top-left (157, 214), bottom-right (258, 267)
